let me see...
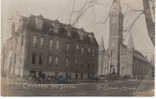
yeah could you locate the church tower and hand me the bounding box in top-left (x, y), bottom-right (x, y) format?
top-left (108, 0), bottom-right (124, 76)
top-left (127, 32), bottom-right (134, 77)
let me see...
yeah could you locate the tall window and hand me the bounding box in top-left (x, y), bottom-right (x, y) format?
top-left (88, 64), bottom-right (90, 70)
top-left (56, 40), bottom-right (59, 49)
top-left (81, 47), bottom-right (84, 54)
top-left (76, 44), bottom-right (80, 50)
top-left (49, 40), bottom-right (53, 49)
top-left (66, 44), bottom-right (70, 51)
top-left (39, 54), bottom-right (43, 65)
top-left (65, 58), bottom-right (69, 66)
top-left (74, 59), bottom-right (78, 65)
top-left (55, 56), bottom-right (58, 65)
top-left (32, 53), bottom-right (36, 64)
top-left (40, 38), bottom-right (44, 47)
top-left (21, 35), bottom-right (24, 46)
top-left (92, 49), bottom-right (95, 56)
top-left (49, 56), bottom-right (52, 64)
top-left (88, 48), bottom-right (91, 54)
top-left (32, 36), bottom-right (37, 46)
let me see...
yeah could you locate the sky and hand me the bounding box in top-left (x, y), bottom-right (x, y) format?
top-left (2, 0), bottom-right (154, 60)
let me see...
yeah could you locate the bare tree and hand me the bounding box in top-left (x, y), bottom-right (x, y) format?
top-left (70, 0), bottom-right (106, 26)
top-left (142, 0), bottom-right (155, 46)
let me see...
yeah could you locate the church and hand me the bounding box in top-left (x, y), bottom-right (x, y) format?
top-left (98, 0), bottom-right (154, 80)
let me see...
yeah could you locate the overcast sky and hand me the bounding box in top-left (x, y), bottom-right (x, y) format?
top-left (2, 0), bottom-right (154, 59)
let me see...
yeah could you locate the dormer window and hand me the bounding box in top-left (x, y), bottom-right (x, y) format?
top-left (35, 16), bottom-right (43, 30)
top-left (51, 22), bottom-right (59, 34)
top-left (67, 32), bottom-right (71, 37)
top-left (78, 31), bottom-right (84, 40)
top-left (88, 34), bottom-right (94, 42)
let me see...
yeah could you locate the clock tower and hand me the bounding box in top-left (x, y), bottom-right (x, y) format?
top-left (108, 0), bottom-right (123, 76)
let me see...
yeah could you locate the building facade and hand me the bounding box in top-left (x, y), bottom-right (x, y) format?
top-left (2, 15), bottom-right (98, 81)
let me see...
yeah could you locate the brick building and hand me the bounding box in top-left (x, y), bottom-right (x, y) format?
top-left (2, 15), bottom-right (98, 81)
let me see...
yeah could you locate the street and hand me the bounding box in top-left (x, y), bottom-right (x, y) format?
top-left (1, 79), bottom-right (154, 96)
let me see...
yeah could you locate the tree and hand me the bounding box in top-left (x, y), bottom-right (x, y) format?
top-left (142, 0), bottom-right (155, 46)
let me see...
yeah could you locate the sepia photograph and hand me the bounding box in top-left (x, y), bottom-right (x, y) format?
top-left (1, 0), bottom-right (155, 96)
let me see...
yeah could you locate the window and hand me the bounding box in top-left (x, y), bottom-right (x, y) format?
top-left (55, 56), bottom-right (58, 65)
top-left (67, 32), bottom-right (71, 37)
top-left (49, 56), bottom-right (52, 64)
top-left (88, 48), bottom-right (91, 54)
top-left (40, 38), bottom-right (44, 47)
top-left (50, 40), bottom-right (53, 49)
top-left (33, 36), bottom-right (37, 46)
top-left (81, 48), bottom-right (84, 54)
top-left (21, 36), bottom-right (24, 46)
top-left (92, 49), bottom-right (95, 56)
top-left (66, 44), bottom-right (70, 51)
top-left (56, 40), bottom-right (59, 49)
top-left (14, 54), bottom-right (16, 64)
top-left (87, 64), bottom-right (90, 70)
top-left (65, 58), bottom-right (69, 66)
top-left (35, 17), bottom-right (43, 30)
top-left (39, 54), bottom-right (43, 65)
top-left (74, 59), bottom-right (78, 64)
top-left (32, 53), bottom-right (36, 64)
top-left (76, 44), bottom-right (80, 50)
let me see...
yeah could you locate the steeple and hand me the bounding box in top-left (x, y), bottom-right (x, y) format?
top-left (110, 0), bottom-right (122, 16)
top-left (108, 0), bottom-right (123, 76)
top-left (128, 32), bottom-right (134, 49)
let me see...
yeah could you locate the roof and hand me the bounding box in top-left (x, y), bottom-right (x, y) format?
top-left (133, 50), bottom-right (149, 63)
top-left (25, 15), bottom-right (98, 46)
